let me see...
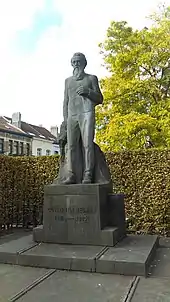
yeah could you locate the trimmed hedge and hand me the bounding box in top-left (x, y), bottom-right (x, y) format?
top-left (0, 150), bottom-right (170, 235)
top-left (0, 156), bottom-right (59, 230)
top-left (107, 150), bottom-right (170, 236)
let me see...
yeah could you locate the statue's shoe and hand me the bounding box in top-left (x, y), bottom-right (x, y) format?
top-left (82, 179), bottom-right (92, 184)
top-left (82, 174), bottom-right (92, 184)
top-left (63, 174), bottom-right (76, 185)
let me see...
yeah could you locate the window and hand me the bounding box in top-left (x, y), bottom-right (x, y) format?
top-left (9, 140), bottom-right (13, 154)
top-left (37, 148), bottom-right (42, 156)
top-left (20, 142), bottom-right (24, 155)
top-left (13, 141), bottom-right (19, 155)
top-left (46, 150), bottom-right (51, 156)
top-left (0, 139), bottom-right (4, 154)
top-left (26, 143), bottom-right (30, 156)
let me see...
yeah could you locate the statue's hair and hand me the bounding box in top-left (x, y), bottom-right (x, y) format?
top-left (71, 52), bottom-right (87, 67)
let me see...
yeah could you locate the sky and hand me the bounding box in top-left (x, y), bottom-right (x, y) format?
top-left (1, 0), bottom-right (170, 130)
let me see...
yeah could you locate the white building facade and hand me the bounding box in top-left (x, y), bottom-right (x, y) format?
top-left (32, 137), bottom-right (59, 156)
top-left (0, 112), bottom-right (60, 156)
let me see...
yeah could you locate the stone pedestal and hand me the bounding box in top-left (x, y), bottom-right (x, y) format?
top-left (33, 183), bottom-right (126, 246)
top-left (0, 185), bottom-right (158, 277)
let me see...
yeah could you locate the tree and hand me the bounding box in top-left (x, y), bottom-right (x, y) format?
top-left (96, 6), bottom-right (170, 151)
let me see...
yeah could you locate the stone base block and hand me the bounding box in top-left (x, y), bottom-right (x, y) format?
top-left (33, 225), bottom-right (125, 247)
top-left (33, 183), bottom-right (126, 246)
top-left (108, 193), bottom-right (126, 232)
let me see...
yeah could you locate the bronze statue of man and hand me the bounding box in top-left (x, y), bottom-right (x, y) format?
top-left (63, 52), bottom-right (103, 184)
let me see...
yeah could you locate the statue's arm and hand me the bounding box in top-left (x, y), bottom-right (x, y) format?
top-left (88, 75), bottom-right (103, 105)
top-left (63, 79), bottom-right (69, 122)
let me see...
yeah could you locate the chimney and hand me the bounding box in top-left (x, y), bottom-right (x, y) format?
top-left (12, 112), bottom-right (21, 128)
top-left (50, 126), bottom-right (59, 138)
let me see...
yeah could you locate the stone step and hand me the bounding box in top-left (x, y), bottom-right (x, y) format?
top-left (0, 233), bottom-right (159, 276)
top-left (96, 234), bottom-right (159, 277)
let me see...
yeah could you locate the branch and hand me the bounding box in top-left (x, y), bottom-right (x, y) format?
top-left (141, 65), bottom-right (153, 77)
top-left (163, 81), bottom-right (170, 99)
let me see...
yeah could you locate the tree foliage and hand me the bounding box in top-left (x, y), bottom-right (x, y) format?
top-left (96, 6), bottom-right (170, 151)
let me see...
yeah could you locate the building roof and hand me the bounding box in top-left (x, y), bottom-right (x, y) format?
top-left (21, 121), bottom-right (58, 143)
top-left (0, 116), bottom-right (58, 143)
top-left (0, 116), bottom-right (31, 137)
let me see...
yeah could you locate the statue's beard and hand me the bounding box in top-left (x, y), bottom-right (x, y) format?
top-left (73, 67), bottom-right (85, 80)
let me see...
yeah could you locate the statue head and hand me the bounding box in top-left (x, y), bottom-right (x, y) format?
top-left (71, 52), bottom-right (87, 69)
top-left (71, 53), bottom-right (87, 80)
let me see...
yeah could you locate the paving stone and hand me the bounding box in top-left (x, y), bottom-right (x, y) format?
top-left (0, 230), bottom-right (32, 245)
top-left (131, 277), bottom-right (170, 302)
top-left (0, 235), bottom-right (38, 264)
top-left (17, 270), bottom-right (133, 302)
top-left (0, 264), bottom-right (49, 301)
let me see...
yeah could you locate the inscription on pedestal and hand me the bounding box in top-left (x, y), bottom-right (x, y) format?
top-left (43, 194), bottom-right (102, 244)
top-left (40, 184), bottom-right (111, 245)
top-left (48, 205), bottom-right (96, 224)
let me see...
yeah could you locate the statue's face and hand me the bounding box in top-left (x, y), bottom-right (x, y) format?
top-left (72, 56), bottom-right (81, 68)
top-left (71, 54), bottom-right (86, 79)
top-left (71, 55), bottom-right (86, 70)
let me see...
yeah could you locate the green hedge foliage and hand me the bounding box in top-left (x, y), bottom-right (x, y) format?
top-left (0, 150), bottom-right (170, 235)
top-left (0, 156), bottom-right (59, 230)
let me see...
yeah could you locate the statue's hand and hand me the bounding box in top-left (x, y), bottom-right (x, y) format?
top-left (76, 86), bottom-right (89, 96)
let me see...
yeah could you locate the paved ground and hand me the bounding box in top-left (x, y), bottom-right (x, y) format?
top-left (0, 232), bottom-right (170, 301)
